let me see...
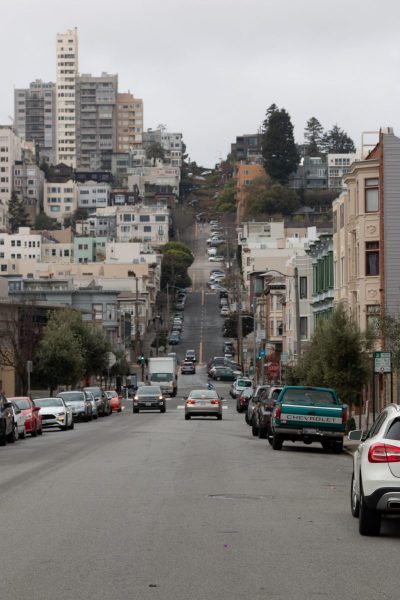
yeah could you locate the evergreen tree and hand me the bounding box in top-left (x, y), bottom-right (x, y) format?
top-left (8, 191), bottom-right (30, 232)
top-left (304, 117), bottom-right (324, 156)
top-left (34, 211), bottom-right (61, 230)
top-left (261, 105), bottom-right (299, 184)
top-left (321, 124), bottom-right (356, 153)
top-left (146, 142), bottom-right (165, 166)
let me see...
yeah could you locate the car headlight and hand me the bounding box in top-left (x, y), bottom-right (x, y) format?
top-left (134, 396), bottom-right (138, 400)
top-left (159, 396), bottom-right (163, 400)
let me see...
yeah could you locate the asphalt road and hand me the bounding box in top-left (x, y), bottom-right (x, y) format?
top-left (2, 223), bottom-right (400, 600)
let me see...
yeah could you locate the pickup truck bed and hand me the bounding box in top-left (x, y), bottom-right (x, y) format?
top-left (270, 386), bottom-right (347, 452)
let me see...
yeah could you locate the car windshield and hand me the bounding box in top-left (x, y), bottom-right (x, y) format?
top-left (151, 373), bottom-right (172, 382)
top-left (58, 392), bottom-right (84, 403)
top-left (105, 391), bottom-right (117, 398)
top-left (12, 398), bottom-right (30, 409)
top-left (35, 398), bottom-right (64, 407)
top-left (237, 380), bottom-right (252, 388)
top-left (281, 389), bottom-right (336, 405)
top-left (84, 387), bottom-right (101, 397)
top-left (189, 390), bottom-right (219, 399)
top-left (137, 386), bottom-right (161, 396)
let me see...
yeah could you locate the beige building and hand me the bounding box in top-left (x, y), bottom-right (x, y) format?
top-left (333, 153), bottom-right (380, 331)
top-left (0, 126), bottom-right (22, 229)
top-left (117, 92), bottom-right (143, 152)
top-left (56, 28), bottom-right (79, 167)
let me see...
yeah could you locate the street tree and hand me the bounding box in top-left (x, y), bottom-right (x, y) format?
top-left (223, 313), bottom-right (254, 339)
top-left (321, 124), bottom-right (356, 153)
top-left (292, 305), bottom-right (372, 412)
top-left (36, 316), bottom-right (85, 395)
top-left (261, 104), bottom-right (299, 184)
top-left (8, 191), bottom-right (30, 232)
top-left (304, 117), bottom-right (324, 156)
top-left (0, 302), bottom-right (43, 394)
top-left (146, 142), bottom-right (165, 166)
top-left (215, 179), bottom-right (236, 213)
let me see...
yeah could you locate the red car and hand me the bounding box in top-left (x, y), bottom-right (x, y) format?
top-left (105, 390), bottom-right (122, 412)
top-left (9, 396), bottom-right (43, 437)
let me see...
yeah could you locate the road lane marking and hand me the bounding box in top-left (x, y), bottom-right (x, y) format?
top-left (199, 340), bottom-right (203, 365)
top-left (201, 288), bottom-right (204, 305)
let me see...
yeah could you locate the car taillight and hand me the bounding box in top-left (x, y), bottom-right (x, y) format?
top-left (211, 400), bottom-right (220, 405)
top-left (275, 404), bottom-right (282, 420)
top-left (368, 443), bottom-right (400, 463)
top-left (186, 400), bottom-right (196, 405)
top-left (342, 408), bottom-right (348, 424)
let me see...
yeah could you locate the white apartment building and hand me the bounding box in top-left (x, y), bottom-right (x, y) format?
top-left (0, 126), bottom-right (22, 229)
top-left (106, 242), bottom-right (161, 266)
top-left (127, 166), bottom-right (180, 198)
top-left (143, 129), bottom-right (183, 167)
top-left (44, 179), bottom-right (78, 222)
top-left (115, 205), bottom-right (169, 245)
top-left (327, 153), bottom-right (357, 190)
top-left (56, 28), bottom-right (79, 167)
top-left (77, 181), bottom-right (110, 210)
top-left (0, 227), bottom-right (41, 261)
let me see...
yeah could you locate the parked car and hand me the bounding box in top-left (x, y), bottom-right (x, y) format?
top-left (175, 301), bottom-right (185, 311)
top-left (10, 401), bottom-right (26, 440)
top-left (270, 386), bottom-right (347, 451)
top-left (220, 306), bottom-right (230, 317)
top-left (245, 385), bottom-right (270, 426)
top-left (169, 331), bottom-right (180, 345)
top-left (185, 389), bottom-right (223, 420)
top-left (210, 366), bottom-right (237, 382)
top-left (34, 397), bottom-right (74, 431)
top-left (236, 387), bottom-right (254, 413)
top-left (105, 390), bottom-right (122, 412)
top-left (230, 377), bottom-right (253, 399)
top-left (58, 391), bottom-right (93, 422)
top-left (9, 396), bottom-right (42, 437)
top-left (0, 393), bottom-right (17, 446)
top-left (251, 386), bottom-right (283, 438)
top-left (209, 255), bottom-right (224, 262)
top-left (349, 404), bottom-right (400, 536)
top-left (133, 385), bottom-right (166, 413)
top-left (84, 386), bottom-right (110, 416)
top-left (84, 391), bottom-right (98, 419)
top-left (181, 361), bottom-right (196, 375)
top-left (185, 349), bottom-right (196, 363)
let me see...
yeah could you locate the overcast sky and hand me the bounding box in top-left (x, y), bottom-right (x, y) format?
top-left (1, 0), bottom-right (399, 166)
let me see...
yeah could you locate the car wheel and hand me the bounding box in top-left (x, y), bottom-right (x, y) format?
top-left (185, 414), bottom-right (191, 420)
top-left (118, 407), bottom-right (122, 413)
top-left (251, 418), bottom-right (259, 437)
top-left (267, 427), bottom-right (273, 446)
top-left (160, 407), bottom-right (166, 413)
top-left (258, 425), bottom-right (267, 439)
top-left (31, 423), bottom-right (38, 437)
top-left (272, 433), bottom-right (283, 450)
top-left (351, 473), bottom-right (360, 518)
top-left (93, 413), bottom-right (98, 420)
top-left (0, 428), bottom-right (6, 447)
top-left (217, 414), bottom-right (222, 420)
top-left (62, 421), bottom-right (68, 431)
top-left (7, 424), bottom-right (16, 443)
top-left (133, 408), bottom-right (139, 414)
top-left (321, 440), bottom-right (331, 450)
top-left (359, 487), bottom-right (381, 536)
top-left (333, 440), bottom-right (343, 453)
top-left (37, 427), bottom-right (43, 436)
top-left (69, 419), bottom-right (74, 430)
top-left (19, 430), bottom-right (26, 440)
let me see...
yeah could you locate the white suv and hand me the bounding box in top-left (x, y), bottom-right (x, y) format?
top-left (349, 404), bottom-right (400, 536)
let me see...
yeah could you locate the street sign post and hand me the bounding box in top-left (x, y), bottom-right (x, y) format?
top-left (373, 351), bottom-right (391, 374)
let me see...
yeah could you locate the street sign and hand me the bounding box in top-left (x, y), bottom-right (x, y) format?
top-left (373, 351), bottom-right (391, 374)
top-left (280, 352), bottom-right (289, 365)
top-left (26, 360), bottom-right (33, 373)
top-left (256, 329), bottom-right (264, 343)
top-left (107, 352), bottom-right (117, 368)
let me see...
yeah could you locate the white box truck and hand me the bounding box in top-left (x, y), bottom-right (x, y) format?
top-left (148, 357), bottom-right (177, 396)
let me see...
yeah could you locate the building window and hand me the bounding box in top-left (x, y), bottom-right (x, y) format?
top-left (300, 316), bottom-right (308, 340)
top-left (92, 304), bottom-right (103, 321)
top-left (366, 305), bottom-right (380, 332)
top-left (299, 276), bottom-right (308, 299)
top-left (365, 178), bottom-right (379, 212)
top-left (366, 241), bottom-right (379, 276)
top-left (106, 304), bottom-right (116, 320)
top-left (139, 215), bottom-right (150, 222)
top-left (333, 210), bottom-right (337, 234)
top-left (339, 204), bottom-right (344, 228)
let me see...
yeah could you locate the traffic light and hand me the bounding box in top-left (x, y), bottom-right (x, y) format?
top-left (137, 354), bottom-right (145, 366)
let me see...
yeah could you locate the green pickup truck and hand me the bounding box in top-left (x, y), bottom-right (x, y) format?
top-left (270, 386), bottom-right (347, 452)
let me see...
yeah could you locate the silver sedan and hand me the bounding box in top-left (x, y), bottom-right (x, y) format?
top-left (184, 389), bottom-right (223, 420)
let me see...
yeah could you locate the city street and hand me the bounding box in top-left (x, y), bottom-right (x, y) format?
top-left (1, 224), bottom-right (400, 600)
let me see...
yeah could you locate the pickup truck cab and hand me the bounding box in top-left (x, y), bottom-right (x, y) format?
top-left (270, 386), bottom-right (347, 452)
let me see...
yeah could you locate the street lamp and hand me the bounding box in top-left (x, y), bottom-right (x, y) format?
top-left (260, 267), bottom-right (301, 360)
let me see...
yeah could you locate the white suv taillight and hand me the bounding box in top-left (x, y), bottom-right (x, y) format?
top-left (368, 443), bottom-right (400, 463)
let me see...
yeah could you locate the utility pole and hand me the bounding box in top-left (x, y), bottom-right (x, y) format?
top-left (253, 278), bottom-right (257, 384)
top-left (294, 267), bottom-right (301, 360)
top-left (135, 276), bottom-right (140, 361)
top-left (237, 279), bottom-right (243, 372)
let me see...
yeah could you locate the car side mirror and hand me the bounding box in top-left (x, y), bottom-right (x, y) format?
top-left (4, 401), bottom-right (12, 409)
top-left (33, 406), bottom-right (41, 412)
top-left (348, 429), bottom-right (364, 441)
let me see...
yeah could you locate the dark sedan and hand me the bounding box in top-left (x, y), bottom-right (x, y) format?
top-left (211, 366), bottom-right (237, 381)
top-left (133, 386), bottom-right (166, 413)
top-left (169, 332), bottom-right (180, 345)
